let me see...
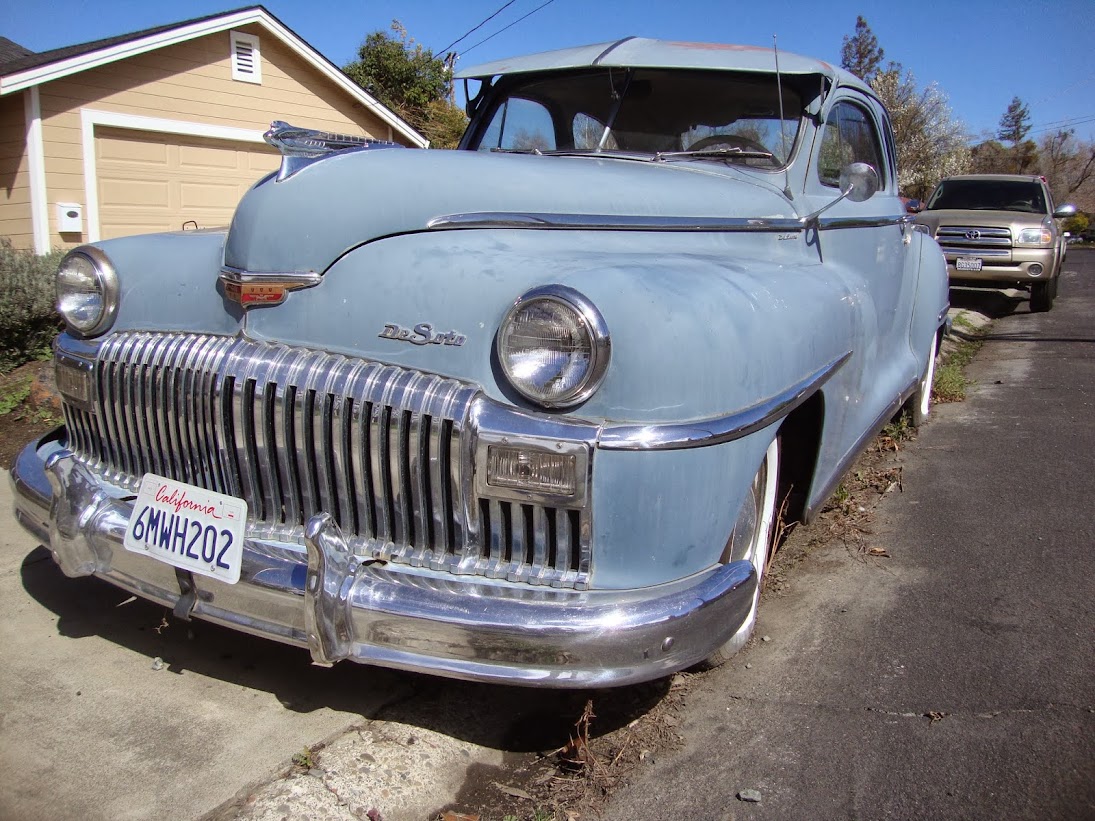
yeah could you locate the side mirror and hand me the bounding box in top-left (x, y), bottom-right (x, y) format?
top-left (1053, 203), bottom-right (1077, 218)
top-left (839, 162), bottom-right (880, 203)
top-left (801, 162), bottom-right (881, 225)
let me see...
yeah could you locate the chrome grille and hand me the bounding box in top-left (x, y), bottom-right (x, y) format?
top-left (935, 225), bottom-right (1012, 257)
top-left (62, 332), bottom-right (590, 588)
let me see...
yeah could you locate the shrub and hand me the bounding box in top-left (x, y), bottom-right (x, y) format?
top-left (0, 239), bottom-right (64, 373)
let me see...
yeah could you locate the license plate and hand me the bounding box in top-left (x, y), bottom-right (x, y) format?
top-left (123, 474), bottom-right (247, 584)
top-left (955, 257), bottom-right (983, 271)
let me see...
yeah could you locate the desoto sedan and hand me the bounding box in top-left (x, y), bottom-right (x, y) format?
top-left (10, 37), bottom-right (948, 687)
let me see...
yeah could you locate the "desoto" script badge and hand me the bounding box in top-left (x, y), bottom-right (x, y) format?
top-left (378, 323), bottom-right (466, 347)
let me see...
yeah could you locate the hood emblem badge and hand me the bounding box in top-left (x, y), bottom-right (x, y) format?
top-left (220, 268), bottom-right (321, 308)
top-left (379, 323), bottom-right (466, 347)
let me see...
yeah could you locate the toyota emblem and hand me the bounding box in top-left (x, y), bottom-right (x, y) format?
top-left (965, 230), bottom-right (981, 240)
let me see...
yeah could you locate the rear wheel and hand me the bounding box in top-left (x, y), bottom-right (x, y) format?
top-left (1030, 278), bottom-right (1056, 312)
top-left (697, 437), bottom-right (780, 669)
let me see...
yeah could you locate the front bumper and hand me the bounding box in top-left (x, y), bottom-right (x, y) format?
top-left (11, 435), bottom-right (756, 687)
top-left (944, 246), bottom-right (1057, 286)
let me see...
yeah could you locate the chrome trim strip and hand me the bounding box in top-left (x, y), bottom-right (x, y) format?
top-left (942, 248), bottom-right (1011, 258)
top-left (219, 266), bottom-right (322, 285)
top-left (428, 212), bottom-right (911, 233)
top-left (598, 351), bottom-right (851, 451)
top-left (428, 212), bottom-right (806, 233)
top-left (815, 215), bottom-right (908, 230)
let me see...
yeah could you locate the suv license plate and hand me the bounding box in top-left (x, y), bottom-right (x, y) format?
top-left (123, 474), bottom-right (247, 584)
top-left (955, 257), bottom-right (983, 272)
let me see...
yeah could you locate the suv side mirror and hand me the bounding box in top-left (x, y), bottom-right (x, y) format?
top-left (1053, 203), bottom-right (1077, 218)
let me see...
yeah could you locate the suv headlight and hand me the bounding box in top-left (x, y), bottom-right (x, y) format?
top-left (1016, 226), bottom-right (1053, 245)
top-left (497, 285), bottom-right (610, 408)
top-left (56, 246), bottom-right (118, 337)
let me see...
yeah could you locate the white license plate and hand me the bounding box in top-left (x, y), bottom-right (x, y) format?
top-left (123, 474), bottom-right (247, 584)
top-left (955, 256), bottom-right (983, 272)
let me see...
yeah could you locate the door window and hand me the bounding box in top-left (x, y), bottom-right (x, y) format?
top-left (817, 101), bottom-right (885, 188)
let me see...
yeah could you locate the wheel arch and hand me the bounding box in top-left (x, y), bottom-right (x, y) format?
top-left (775, 388), bottom-right (825, 525)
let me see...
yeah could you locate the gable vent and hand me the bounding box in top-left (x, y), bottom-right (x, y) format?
top-left (230, 31), bottom-right (261, 84)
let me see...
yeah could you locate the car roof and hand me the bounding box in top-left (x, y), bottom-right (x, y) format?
top-left (455, 36), bottom-right (871, 94)
top-left (939, 174), bottom-right (1045, 184)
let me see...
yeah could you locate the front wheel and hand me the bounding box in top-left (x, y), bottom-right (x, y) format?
top-left (697, 437), bottom-right (780, 669)
top-left (1030, 278), bottom-right (1056, 312)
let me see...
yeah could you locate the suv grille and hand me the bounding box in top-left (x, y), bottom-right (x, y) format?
top-left (935, 225), bottom-right (1012, 258)
top-left (62, 332), bottom-right (590, 588)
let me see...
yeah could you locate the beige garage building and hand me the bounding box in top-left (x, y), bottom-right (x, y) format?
top-left (0, 7), bottom-right (427, 253)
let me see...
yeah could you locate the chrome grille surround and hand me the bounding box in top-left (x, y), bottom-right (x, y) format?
top-left (60, 332), bottom-right (592, 588)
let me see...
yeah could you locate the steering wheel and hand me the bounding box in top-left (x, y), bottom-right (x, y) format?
top-left (686, 134), bottom-right (777, 166)
top-left (687, 134), bottom-right (772, 154)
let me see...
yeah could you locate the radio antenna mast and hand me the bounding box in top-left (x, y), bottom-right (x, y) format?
top-left (773, 34), bottom-right (792, 200)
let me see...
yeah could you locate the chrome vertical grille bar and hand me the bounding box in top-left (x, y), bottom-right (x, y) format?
top-left (125, 336), bottom-right (151, 478)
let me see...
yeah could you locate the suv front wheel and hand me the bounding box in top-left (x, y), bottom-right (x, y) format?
top-left (1030, 277), bottom-right (1057, 312)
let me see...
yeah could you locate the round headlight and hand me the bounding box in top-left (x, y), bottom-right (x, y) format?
top-left (497, 285), bottom-right (610, 408)
top-left (56, 246), bottom-right (118, 336)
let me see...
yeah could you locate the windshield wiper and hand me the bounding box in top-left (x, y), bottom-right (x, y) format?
top-left (653, 147), bottom-right (775, 162)
top-left (489, 147), bottom-right (543, 155)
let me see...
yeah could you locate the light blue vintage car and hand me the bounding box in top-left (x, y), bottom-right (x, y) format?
top-left (11, 38), bottom-right (948, 687)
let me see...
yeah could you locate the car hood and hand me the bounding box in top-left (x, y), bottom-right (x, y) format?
top-left (915, 208), bottom-right (1051, 231)
top-left (224, 147), bottom-right (794, 273)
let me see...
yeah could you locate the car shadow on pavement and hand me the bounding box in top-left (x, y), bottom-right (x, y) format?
top-left (948, 286), bottom-right (1027, 319)
top-left (18, 545), bottom-right (668, 752)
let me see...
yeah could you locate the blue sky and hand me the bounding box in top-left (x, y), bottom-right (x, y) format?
top-left (3, 0), bottom-right (1092, 142)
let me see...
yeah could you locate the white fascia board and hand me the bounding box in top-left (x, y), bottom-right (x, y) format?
top-left (81, 108), bottom-right (267, 242)
top-left (255, 15), bottom-right (428, 148)
top-left (0, 9), bottom-right (428, 148)
top-left (25, 87), bottom-right (50, 254)
top-left (1, 9), bottom-right (265, 95)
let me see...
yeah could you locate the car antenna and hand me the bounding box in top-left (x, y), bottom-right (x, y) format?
top-left (774, 34), bottom-right (793, 200)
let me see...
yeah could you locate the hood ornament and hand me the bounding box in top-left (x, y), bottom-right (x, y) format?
top-left (264, 120), bottom-right (402, 182)
top-left (219, 267), bottom-right (321, 308)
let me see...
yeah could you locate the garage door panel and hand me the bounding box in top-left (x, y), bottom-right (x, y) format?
top-left (179, 182), bottom-right (245, 210)
top-left (100, 177), bottom-right (171, 208)
top-left (178, 143), bottom-right (244, 171)
top-left (97, 135), bottom-right (167, 164)
top-left (97, 127), bottom-right (278, 238)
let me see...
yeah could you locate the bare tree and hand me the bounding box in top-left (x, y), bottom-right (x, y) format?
top-left (1038, 129), bottom-right (1095, 211)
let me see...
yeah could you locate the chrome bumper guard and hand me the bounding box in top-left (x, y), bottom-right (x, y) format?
top-left (11, 438), bottom-right (756, 687)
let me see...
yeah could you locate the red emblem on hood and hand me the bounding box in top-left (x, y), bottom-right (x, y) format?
top-left (220, 269), bottom-right (321, 309)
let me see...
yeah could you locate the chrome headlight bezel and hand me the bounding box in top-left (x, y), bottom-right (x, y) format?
top-left (56, 245), bottom-right (119, 338)
top-left (496, 285), bottom-right (611, 409)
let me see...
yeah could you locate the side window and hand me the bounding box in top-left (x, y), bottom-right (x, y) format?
top-left (477, 98), bottom-right (556, 151)
top-left (817, 101), bottom-right (885, 189)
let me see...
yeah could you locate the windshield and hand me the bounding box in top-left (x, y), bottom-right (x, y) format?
top-left (467, 68), bottom-right (807, 168)
top-left (926, 179), bottom-right (1047, 214)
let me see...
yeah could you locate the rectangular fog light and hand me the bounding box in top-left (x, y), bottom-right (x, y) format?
top-left (486, 445), bottom-right (577, 496)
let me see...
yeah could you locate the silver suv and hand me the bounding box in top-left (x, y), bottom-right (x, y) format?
top-left (915, 174), bottom-right (1075, 312)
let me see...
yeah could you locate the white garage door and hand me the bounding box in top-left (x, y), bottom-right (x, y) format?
top-left (96, 127), bottom-right (279, 239)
